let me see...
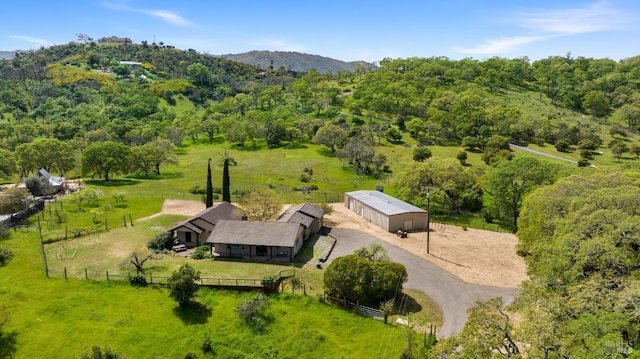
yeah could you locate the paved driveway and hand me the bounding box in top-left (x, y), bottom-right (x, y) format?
top-left (325, 228), bottom-right (519, 337)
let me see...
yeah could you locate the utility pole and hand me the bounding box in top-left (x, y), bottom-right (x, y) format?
top-left (426, 189), bottom-right (431, 254)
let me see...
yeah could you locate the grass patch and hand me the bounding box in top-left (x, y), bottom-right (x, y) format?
top-left (0, 228), bottom-right (413, 358)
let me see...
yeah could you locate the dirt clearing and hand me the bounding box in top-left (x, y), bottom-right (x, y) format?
top-left (324, 204), bottom-right (528, 288)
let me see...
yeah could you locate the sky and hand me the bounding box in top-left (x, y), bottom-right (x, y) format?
top-left (1, 0), bottom-right (639, 63)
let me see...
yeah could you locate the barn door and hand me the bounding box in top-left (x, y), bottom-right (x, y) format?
top-left (403, 220), bottom-right (413, 231)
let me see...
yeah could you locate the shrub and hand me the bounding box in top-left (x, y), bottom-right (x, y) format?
top-left (456, 151), bottom-right (468, 165)
top-left (579, 149), bottom-right (593, 159)
top-left (189, 185), bottom-right (206, 195)
top-left (128, 274), bottom-right (147, 286)
top-left (293, 185), bottom-right (318, 191)
top-left (184, 353), bottom-right (197, 359)
top-left (202, 333), bottom-right (213, 354)
top-left (610, 127), bottom-right (627, 137)
top-left (555, 139), bottom-right (571, 152)
top-left (578, 159), bottom-right (591, 167)
top-left (299, 174), bottom-right (310, 182)
top-left (0, 247), bottom-right (14, 266)
top-left (167, 264), bottom-right (200, 306)
top-left (191, 245), bottom-right (212, 260)
top-left (0, 225), bottom-right (9, 240)
top-left (80, 345), bottom-right (124, 359)
top-left (147, 231), bottom-right (174, 251)
top-left (237, 293), bottom-right (271, 330)
top-left (412, 146), bottom-right (432, 162)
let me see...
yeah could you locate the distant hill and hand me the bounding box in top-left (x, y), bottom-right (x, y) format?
top-left (0, 51), bottom-right (15, 60)
top-left (218, 50), bottom-right (373, 73)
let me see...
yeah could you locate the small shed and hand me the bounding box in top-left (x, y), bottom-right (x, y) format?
top-left (344, 190), bottom-right (428, 232)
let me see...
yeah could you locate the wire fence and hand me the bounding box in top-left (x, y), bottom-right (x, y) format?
top-left (43, 267), bottom-right (296, 294)
top-left (322, 292), bottom-right (384, 320)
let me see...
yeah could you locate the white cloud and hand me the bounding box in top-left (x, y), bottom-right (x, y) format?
top-left (452, 35), bottom-right (549, 55)
top-left (102, 2), bottom-right (193, 27)
top-left (9, 35), bottom-right (50, 46)
top-left (148, 10), bottom-right (191, 27)
top-left (518, 1), bottom-right (631, 34)
top-left (453, 1), bottom-right (632, 55)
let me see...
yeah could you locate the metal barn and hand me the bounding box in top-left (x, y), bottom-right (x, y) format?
top-left (344, 190), bottom-right (428, 232)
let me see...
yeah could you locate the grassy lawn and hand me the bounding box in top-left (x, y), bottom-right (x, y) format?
top-left (1, 227), bottom-right (418, 358)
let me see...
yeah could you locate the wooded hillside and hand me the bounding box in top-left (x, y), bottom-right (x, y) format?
top-left (1, 41), bottom-right (640, 356)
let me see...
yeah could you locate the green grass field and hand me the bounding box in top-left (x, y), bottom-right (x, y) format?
top-left (1, 225), bottom-right (424, 358)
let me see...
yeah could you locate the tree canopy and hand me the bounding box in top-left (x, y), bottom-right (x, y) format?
top-left (323, 254), bottom-right (407, 304)
top-left (81, 141), bottom-right (131, 181)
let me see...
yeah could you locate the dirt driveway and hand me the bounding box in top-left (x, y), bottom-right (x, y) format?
top-left (325, 204), bottom-right (528, 289)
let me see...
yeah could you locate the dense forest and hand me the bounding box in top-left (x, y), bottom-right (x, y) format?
top-left (1, 41), bottom-right (640, 357)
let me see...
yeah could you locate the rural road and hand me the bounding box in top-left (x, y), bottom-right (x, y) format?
top-left (325, 228), bottom-right (519, 338)
top-left (510, 143), bottom-right (577, 164)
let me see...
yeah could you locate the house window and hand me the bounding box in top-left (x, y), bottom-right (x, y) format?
top-left (256, 246), bottom-right (268, 256)
top-left (185, 232), bottom-right (192, 243)
top-left (275, 248), bottom-right (288, 257)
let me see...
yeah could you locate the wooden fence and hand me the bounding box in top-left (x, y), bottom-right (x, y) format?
top-left (1, 200), bottom-right (45, 228)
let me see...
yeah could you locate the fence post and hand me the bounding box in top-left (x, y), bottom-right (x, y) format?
top-left (106, 270), bottom-right (109, 281)
top-left (64, 267), bottom-right (67, 280)
top-left (129, 214), bottom-right (134, 227)
top-left (123, 215), bottom-right (127, 227)
top-left (150, 272), bottom-right (153, 284)
top-left (105, 219), bottom-right (108, 232)
top-left (85, 268), bottom-right (88, 280)
top-left (65, 226), bottom-right (68, 240)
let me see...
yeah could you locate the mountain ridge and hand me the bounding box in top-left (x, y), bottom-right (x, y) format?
top-left (217, 50), bottom-right (374, 73)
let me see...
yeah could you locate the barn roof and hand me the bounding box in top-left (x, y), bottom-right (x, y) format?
top-left (206, 220), bottom-right (302, 247)
top-left (345, 190), bottom-right (426, 216)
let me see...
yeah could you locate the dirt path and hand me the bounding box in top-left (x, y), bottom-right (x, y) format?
top-left (148, 200), bottom-right (528, 288)
top-left (138, 200), bottom-right (206, 221)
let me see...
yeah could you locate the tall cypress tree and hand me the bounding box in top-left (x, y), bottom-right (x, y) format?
top-left (205, 158), bottom-right (213, 208)
top-left (222, 157), bottom-right (231, 202)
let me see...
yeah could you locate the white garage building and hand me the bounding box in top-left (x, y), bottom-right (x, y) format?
top-left (344, 190), bottom-right (428, 233)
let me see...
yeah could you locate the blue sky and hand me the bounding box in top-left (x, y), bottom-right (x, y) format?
top-left (2, 0), bottom-right (639, 62)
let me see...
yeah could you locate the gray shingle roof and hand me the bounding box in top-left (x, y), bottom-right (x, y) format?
top-left (276, 202), bottom-right (324, 227)
top-left (169, 201), bottom-right (240, 232)
top-left (206, 220), bottom-right (301, 247)
top-left (345, 190), bottom-right (426, 216)
top-left (281, 212), bottom-right (314, 228)
top-left (172, 221), bottom-right (204, 234)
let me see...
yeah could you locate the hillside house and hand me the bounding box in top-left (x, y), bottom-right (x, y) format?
top-left (169, 201), bottom-right (240, 248)
top-left (206, 220), bottom-right (304, 262)
top-left (98, 36), bottom-right (132, 44)
top-left (275, 202), bottom-right (325, 238)
top-left (38, 168), bottom-right (64, 193)
top-left (344, 190), bottom-right (428, 233)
